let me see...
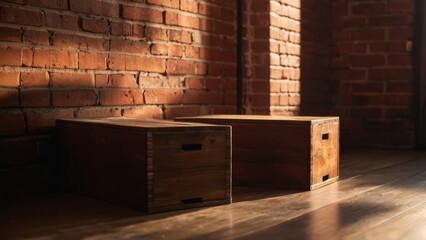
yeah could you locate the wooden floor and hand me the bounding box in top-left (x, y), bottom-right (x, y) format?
top-left (2, 149), bottom-right (426, 240)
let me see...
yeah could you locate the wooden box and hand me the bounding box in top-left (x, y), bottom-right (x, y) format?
top-left (176, 115), bottom-right (339, 190)
top-left (56, 117), bottom-right (231, 213)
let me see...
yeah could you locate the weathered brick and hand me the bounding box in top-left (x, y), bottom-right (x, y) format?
top-left (110, 39), bottom-right (150, 54)
top-left (0, 89), bottom-right (19, 107)
top-left (147, 0), bottom-right (179, 8)
top-left (20, 89), bottom-right (50, 107)
top-left (169, 30), bottom-right (192, 43)
top-left (144, 89), bottom-right (183, 104)
top-left (81, 18), bottom-right (110, 34)
top-left (45, 12), bottom-right (79, 31)
top-left (167, 60), bottom-right (196, 75)
top-left (165, 11), bottom-right (178, 25)
top-left (351, 2), bottom-right (386, 16)
top-left (25, 0), bottom-right (68, 10)
top-left (0, 72), bottom-right (20, 87)
top-left (33, 49), bottom-right (78, 69)
top-left (21, 72), bottom-right (49, 88)
top-left (75, 107), bottom-right (121, 118)
top-left (122, 106), bottom-right (163, 119)
top-left (23, 30), bottom-right (49, 46)
top-left (121, 4), bottom-right (163, 23)
top-left (151, 44), bottom-right (168, 55)
top-left (54, 33), bottom-right (109, 51)
top-left (350, 55), bottom-right (385, 68)
top-left (185, 77), bottom-right (205, 89)
top-left (180, 0), bottom-right (198, 13)
top-left (0, 26), bottom-right (21, 42)
top-left (0, 46), bottom-right (21, 66)
top-left (388, 0), bottom-right (414, 13)
top-left (168, 45), bottom-right (183, 57)
top-left (50, 72), bottom-right (95, 88)
top-left (26, 110), bottom-right (74, 134)
top-left (52, 90), bottom-right (97, 107)
top-left (99, 89), bottom-right (143, 106)
top-left (108, 74), bottom-right (138, 88)
top-left (108, 55), bottom-right (166, 73)
top-left (70, 0), bottom-right (119, 18)
top-left (0, 7), bottom-right (43, 26)
top-left (178, 14), bottom-right (199, 29)
top-left (145, 26), bottom-right (168, 41)
top-left (79, 52), bottom-right (107, 70)
top-left (111, 22), bottom-right (133, 36)
top-left (183, 90), bottom-right (223, 104)
top-left (0, 112), bottom-right (25, 136)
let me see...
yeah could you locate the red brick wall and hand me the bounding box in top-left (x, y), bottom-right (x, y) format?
top-left (332, 0), bottom-right (415, 147)
top-left (0, 0), bottom-right (237, 198)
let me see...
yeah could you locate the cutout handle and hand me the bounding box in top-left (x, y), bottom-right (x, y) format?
top-left (322, 133), bottom-right (329, 140)
top-left (181, 197), bottom-right (203, 205)
top-left (181, 143), bottom-right (202, 151)
top-left (322, 174), bottom-right (329, 182)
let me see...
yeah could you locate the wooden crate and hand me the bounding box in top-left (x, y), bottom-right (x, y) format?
top-left (56, 117), bottom-right (231, 213)
top-left (176, 115), bottom-right (339, 190)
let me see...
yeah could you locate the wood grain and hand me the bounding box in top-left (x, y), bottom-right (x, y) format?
top-left (1, 149), bottom-right (426, 240)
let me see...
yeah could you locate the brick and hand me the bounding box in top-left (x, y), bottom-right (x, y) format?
top-left (388, 55), bottom-right (411, 66)
top-left (351, 2), bottom-right (386, 16)
top-left (332, 69), bottom-right (366, 81)
top-left (50, 72), bottom-right (95, 88)
top-left (144, 89), bottom-right (183, 104)
top-left (111, 22), bottom-right (133, 36)
top-left (25, 0), bottom-right (68, 10)
top-left (132, 24), bottom-right (144, 38)
top-left (199, 2), bottom-right (219, 16)
top-left (54, 33), bottom-right (109, 51)
top-left (178, 14), bottom-right (199, 29)
top-left (183, 90), bottom-right (223, 104)
top-left (0, 72), bottom-right (20, 87)
top-left (0, 7), bottom-right (43, 26)
top-left (205, 78), bottom-right (221, 90)
top-left (388, 28), bottom-right (412, 40)
top-left (52, 90), bottom-right (97, 107)
top-left (165, 11), bottom-right (178, 25)
top-left (167, 60), bottom-right (196, 75)
top-left (99, 89), bottom-right (143, 106)
top-left (180, 0), bottom-right (198, 13)
top-left (185, 46), bottom-right (200, 58)
top-left (26, 110), bottom-right (74, 134)
top-left (147, 0), bottom-right (179, 8)
top-left (0, 26), bottom-right (21, 42)
top-left (168, 45), bottom-right (183, 57)
top-left (350, 29), bottom-right (385, 41)
top-left (388, 0), bottom-right (414, 13)
top-left (369, 42), bottom-right (406, 53)
top-left (369, 68), bottom-right (412, 81)
top-left (350, 55), bottom-right (385, 68)
top-left (151, 44), bottom-right (168, 55)
top-left (0, 89), bottom-right (19, 107)
top-left (75, 107), bottom-right (121, 118)
top-left (79, 52), bottom-right (107, 70)
top-left (145, 26), bottom-right (168, 41)
top-left (95, 74), bottom-right (108, 88)
top-left (0, 46), bottom-right (21, 66)
top-left (81, 18), bottom-right (110, 34)
top-left (368, 15), bottom-right (408, 27)
top-left (45, 12), bottom-right (79, 31)
top-left (21, 72), bottom-right (49, 88)
top-left (122, 107), bottom-right (163, 119)
top-left (70, 0), bottom-right (119, 18)
top-left (110, 39), bottom-right (150, 54)
top-left (121, 5), bottom-right (163, 23)
top-left (164, 106), bottom-right (199, 119)
top-left (220, 7), bottom-right (235, 22)
top-left (185, 77), bottom-right (205, 89)
top-left (0, 113), bottom-right (25, 136)
top-left (20, 89), bottom-right (50, 107)
top-left (109, 74), bottom-right (138, 88)
top-left (337, 43), bottom-right (367, 54)
top-left (33, 49), bottom-right (78, 69)
top-left (169, 30), bottom-right (192, 43)
top-left (23, 30), bottom-right (49, 46)
top-left (108, 55), bottom-right (166, 73)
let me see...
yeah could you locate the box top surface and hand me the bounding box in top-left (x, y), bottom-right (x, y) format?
top-left (57, 117), bottom-right (229, 129)
top-left (176, 115), bottom-right (339, 124)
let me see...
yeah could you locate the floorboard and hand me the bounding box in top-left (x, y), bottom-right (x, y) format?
top-left (1, 149), bottom-right (426, 240)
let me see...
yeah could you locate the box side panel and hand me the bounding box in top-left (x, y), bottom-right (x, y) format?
top-left (57, 121), bottom-right (148, 211)
top-left (311, 121), bottom-right (339, 187)
top-left (151, 128), bottom-right (230, 211)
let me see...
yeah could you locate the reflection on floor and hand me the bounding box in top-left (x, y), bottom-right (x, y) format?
top-left (1, 149), bottom-right (426, 239)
